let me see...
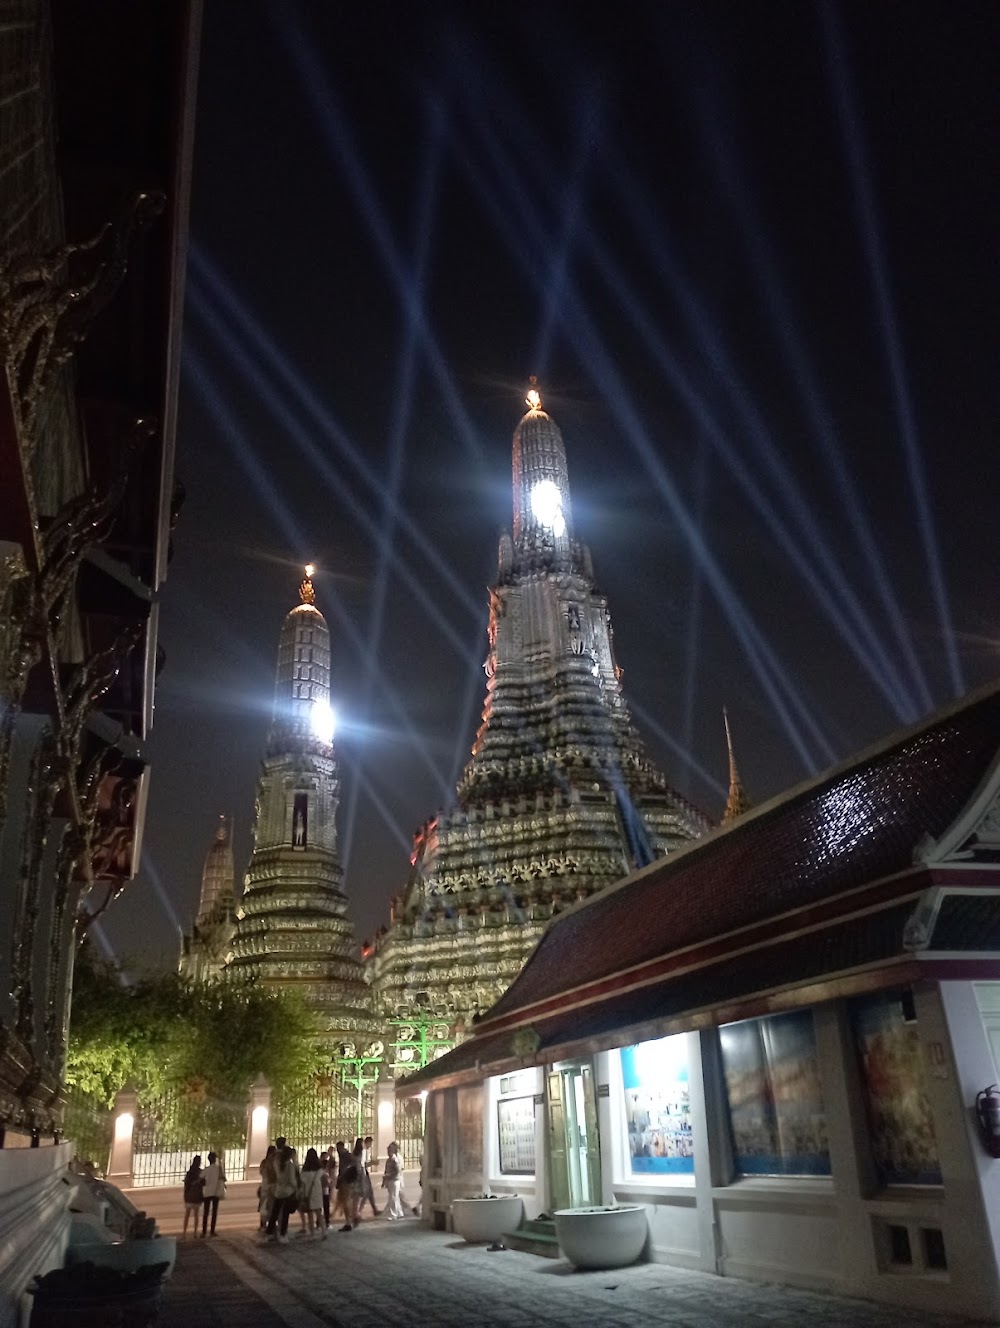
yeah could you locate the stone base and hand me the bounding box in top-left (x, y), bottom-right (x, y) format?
top-left (0, 1142), bottom-right (74, 1328)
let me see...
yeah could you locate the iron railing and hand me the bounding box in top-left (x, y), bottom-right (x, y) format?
top-left (62, 1089), bottom-right (114, 1176)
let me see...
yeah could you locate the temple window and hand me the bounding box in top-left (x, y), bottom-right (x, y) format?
top-left (719, 1009), bottom-right (831, 1177)
top-left (620, 1034), bottom-right (693, 1176)
top-left (850, 989), bottom-right (941, 1185)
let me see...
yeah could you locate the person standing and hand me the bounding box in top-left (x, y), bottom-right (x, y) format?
top-left (201, 1151), bottom-right (227, 1237)
top-left (319, 1151), bottom-right (332, 1230)
top-left (267, 1144), bottom-right (299, 1244)
top-left (182, 1155), bottom-right (203, 1236)
top-left (257, 1144), bottom-right (277, 1236)
top-left (332, 1141), bottom-right (353, 1227)
top-left (380, 1142), bottom-right (404, 1220)
top-left (337, 1140), bottom-right (364, 1231)
top-left (300, 1148), bottom-right (325, 1238)
top-left (360, 1135), bottom-right (379, 1218)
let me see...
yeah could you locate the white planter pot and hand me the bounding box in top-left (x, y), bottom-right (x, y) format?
top-left (554, 1205), bottom-right (648, 1270)
top-left (451, 1195), bottom-right (523, 1243)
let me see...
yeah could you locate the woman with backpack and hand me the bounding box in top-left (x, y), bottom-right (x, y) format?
top-left (182, 1155), bottom-right (203, 1236)
top-left (267, 1144), bottom-right (300, 1244)
top-left (335, 1140), bottom-right (362, 1231)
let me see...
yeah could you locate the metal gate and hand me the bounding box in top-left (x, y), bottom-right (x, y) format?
top-left (62, 1089), bottom-right (114, 1176)
top-left (394, 1094), bottom-right (424, 1172)
top-left (270, 1078), bottom-right (375, 1160)
top-left (132, 1087), bottom-right (247, 1187)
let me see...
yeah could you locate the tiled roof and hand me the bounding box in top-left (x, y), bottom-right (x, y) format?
top-left (481, 684), bottom-right (1000, 1025)
top-left (398, 686), bottom-right (1000, 1094)
top-left (397, 902), bottom-right (922, 1091)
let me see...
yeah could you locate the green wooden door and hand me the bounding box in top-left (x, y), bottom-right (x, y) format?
top-left (546, 1070), bottom-right (570, 1212)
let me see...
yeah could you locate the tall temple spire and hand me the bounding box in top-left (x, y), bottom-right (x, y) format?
top-left (179, 814), bottom-right (237, 982)
top-left (270, 562), bottom-right (335, 752)
top-left (370, 385), bottom-right (708, 1055)
top-left (511, 376), bottom-right (574, 554)
top-left (226, 568), bottom-right (377, 1035)
top-left (721, 707), bottom-right (751, 824)
top-left (197, 814), bottom-right (235, 922)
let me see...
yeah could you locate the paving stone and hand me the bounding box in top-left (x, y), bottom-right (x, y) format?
top-left (158, 1221), bottom-right (985, 1328)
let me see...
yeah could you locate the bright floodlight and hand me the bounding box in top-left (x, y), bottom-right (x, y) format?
top-left (304, 562), bottom-right (315, 577)
top-left (530, 479), bottom-right (565, 536)
top-left (310, 699), bottom-right (335, 744)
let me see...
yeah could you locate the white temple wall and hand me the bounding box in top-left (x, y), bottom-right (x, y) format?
top-left (0, 1143), bottom-right (73, 1328)
top-left (484, 1067), bottom-right (544, 1218)
top-left (427, 981), bottom-right (1000, 1319)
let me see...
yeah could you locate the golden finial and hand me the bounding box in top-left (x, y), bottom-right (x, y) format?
top-left (721, 706), bottom-right (751, 825)
top-left (300, 563), bottom-right (316, 605)
top-left (525, 375), bottom-right (542, 412)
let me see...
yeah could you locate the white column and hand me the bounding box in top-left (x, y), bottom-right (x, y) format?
top-left (245, 1074), bottom-right (271, 1180)
top-left (107, 1084), bottom-right (137, 1186)
top-left (926, 982), bottom-right (1000, 1317)
top-left (374, 1075), bottom-right (395, 1163)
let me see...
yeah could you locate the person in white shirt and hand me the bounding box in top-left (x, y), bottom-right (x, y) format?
top-left (200, 1151), bottom-right (227, 1237)
top-left (381, 1141), bottom-right (405, 1220)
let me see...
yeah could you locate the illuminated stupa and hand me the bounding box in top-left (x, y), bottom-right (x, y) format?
top-left (370, 383), bottom-right (708, 1065)
top-left (179, 814), bottom-right (238, 982)
top-left (226, 567), bottom-right (377, 1035)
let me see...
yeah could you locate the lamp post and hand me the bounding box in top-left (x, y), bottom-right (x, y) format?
top-left (335, 1043), bottom-right (384, 1137)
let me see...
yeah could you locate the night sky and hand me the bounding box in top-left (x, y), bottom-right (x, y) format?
top-left (98, 1), bottom-right (998, 971)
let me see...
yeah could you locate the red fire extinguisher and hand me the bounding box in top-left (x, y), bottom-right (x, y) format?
top-left (975, 1085), bottom-right (1000, 1158)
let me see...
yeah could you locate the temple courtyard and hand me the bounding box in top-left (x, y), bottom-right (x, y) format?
top-left (158, 1219), bottom-right (987, 1328)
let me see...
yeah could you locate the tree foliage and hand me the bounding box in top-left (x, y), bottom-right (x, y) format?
top-left (65, 945), bottom-right (328, 1146)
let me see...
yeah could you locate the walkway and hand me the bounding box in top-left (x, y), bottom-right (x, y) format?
top-left (158, 1220), bottom-right (989, 1328)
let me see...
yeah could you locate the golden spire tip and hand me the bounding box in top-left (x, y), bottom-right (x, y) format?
top-left (300, 564), bottom-right (316, 605)
top-left (525, 375), bottom-right (542, 412)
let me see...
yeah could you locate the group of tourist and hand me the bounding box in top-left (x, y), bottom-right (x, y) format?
top-left (258, 1134), bottom-right (409, 1243)
top-left (181, 1152), bottom-right (228, 1237)
top-left (182, 1135), bottom-right (410, 1242)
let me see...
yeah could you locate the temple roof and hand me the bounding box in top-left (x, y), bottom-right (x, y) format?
top-left (398, 681), bottom-right (1000, 1091)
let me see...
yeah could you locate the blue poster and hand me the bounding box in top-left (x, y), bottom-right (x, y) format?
top-left (620, 1035), bottom-right (694, 1175)
top-left (720, 1010), bottom-right (831, 1176)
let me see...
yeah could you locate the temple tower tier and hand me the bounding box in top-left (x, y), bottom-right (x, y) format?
top-left (179, 814), bottom-right (237, 982)
top-left (225, 568), bottom-right (378, 1035)
top-left (370, 384), bottom-right (709, 1055)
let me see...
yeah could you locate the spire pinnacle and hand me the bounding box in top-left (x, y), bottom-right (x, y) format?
top-left (300, 563), bottom-right (316, 606)
top-left (721, 706), bottom-right (751, 825)
top-left (525, 375), bottom-right (542, 412)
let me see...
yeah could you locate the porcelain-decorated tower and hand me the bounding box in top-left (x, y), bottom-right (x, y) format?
top-left (179, 814), bottom-right (237, 982)
top-left (226, 567), bottom-right (377, 1037)
top-left (370, 383), bottom-right (708, 1065)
